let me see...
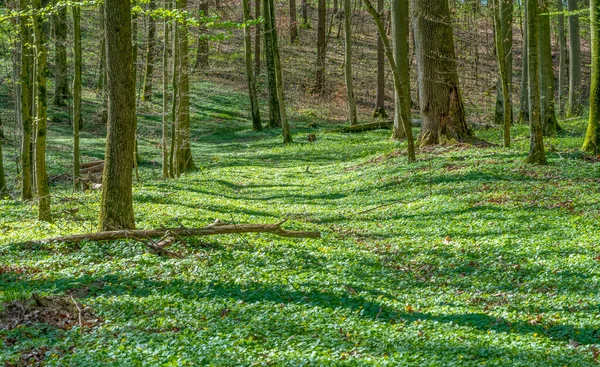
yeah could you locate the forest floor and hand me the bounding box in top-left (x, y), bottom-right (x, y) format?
top-left (1, 80), bottom-right (600, 366)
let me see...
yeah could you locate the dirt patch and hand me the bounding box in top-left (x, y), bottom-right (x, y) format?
top-left (0, 294), bottom-right (101, 331)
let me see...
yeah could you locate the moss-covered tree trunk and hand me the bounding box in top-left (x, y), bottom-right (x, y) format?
top-left (20, 0), bottom-right (33, 201)
top-left (344, 0), bottom-right (357, 126)
top-left (263, 0), bottom-right (281, 128)
top-left (519, 1), bottom-right (529, 123)
top-left (493, 0), bottom-right (512, 147)
top-left (99, 0), bottom-right (137, 230)
top-left (33, 0), bottom-right (51, 220)
top-left (141, 0), bottom-right (157, 102)
top-left (567, 0), bottom-right (582, 116)
top-left (170, 9), bottom-right (179, 178)
top-left (411, 0), bottom-right (474, 146)
top-left (557, 0), bottom-right (568, 116)
top-left (315, 0), bottom-right (326, 94)
top-left (373, 0), bottom-right (387, 119)
top-left (162, 3), bottom-right (170, 178)
top-left (53, 6), bottom-right (69, 107)
top-left (525, 0), bottom-right (547, 164)
top-left (194, 1), bottom-right (209, 70)
top-left (539, 0), bottom-right (561, 135)
top-left (243, 0), bottom-right (262, 131)
top-left (255, 0), bottom-right (261, 74)
top-left (73, 5), bottom-right (82, 190)
top-left (583, 0), bottom-right (600, 154)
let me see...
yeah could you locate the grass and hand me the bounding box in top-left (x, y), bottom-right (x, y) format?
top-left (1, 79), bottom-right (600, 366)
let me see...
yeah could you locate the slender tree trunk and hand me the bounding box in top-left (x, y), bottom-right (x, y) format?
top-left (266, 0), bottom-right (292, 143)
top-left (176, 0), bottom-right (195, 173)
top-left (567, 0), bottom-right (582, 116)
top-left (53, 6), bottom-right (69, 106)
top-left (0, 133), bottom-right (5, 196)
top-left (244, 0), bottom-right (262, 130)
top-left (373, 0), bottom-right (387, 118)
top-left (344, 0), bottom-right (357, 126)
top-left (390, 0), bottom-right (411, 142)
top-left (162, 1), bottom-right (170, 178)
top-left (494, 0), bottom-right (513, 125)
top-left (195, 1), bottom-right (209, 70)
top-left (525, 0), bottom-right (547, 164)
top-left (99, 0), bottom-right (137, 230)
top-left (557, 0), bottom-right (568, 116)
top-left (301, 0), bottom-right (309, 26)
top-left (73, 5), bottom-right (82, 190)
top-left (290, 0), bottom-right (298, 43)
top-left (255, 0), bottom-right (261, 74)
top-left (264, 0), bottom-right (281, 128)
top-left (315, 0), bottom-right (326, 93)
top-left (170, 10), bottom-right (179, 178)
top-left (582, 0), bottom-right (600, 153)
top-left (98, 5), bottom-right (108, 126)
top-left (33, 0), bottom-right (51, 220)
top-left (364, 0), bottom-right (416, 162)
top-left (411, 0), bottom-right (474, 146)
top-left (519, 0), bottom-right (529, 123)
top-left (539, 0), bottom-right (561, 135)
top-left (493, 0), bottom-right (512, 147)
top-left (20, 0), bottom-right (33, 201)
top-left (142, 0), bottom-right (157, 101)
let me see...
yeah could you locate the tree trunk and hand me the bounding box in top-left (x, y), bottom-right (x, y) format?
top-left (519, 0), bottom-right (529, 123)
top-left (493, 0), bottom-right (512, 147)
top-left (33, 0), bottom-right (51, 220)
top-left (0, 127), bottom-right (6, 195)
top-left (315, 0), bottom-right (326, 94)
top-left (525, 0), bottom-right (547, 164)
top-left (20, 0), bottom-right (33, 201)
top-left (411, 0), bottom-right (474, 146)
top-left (98, 5), bottom-right (108, 126)
top-left (567, 0), bottom-right (582, 116)
top-left (539, 0), bottom-right (561, 135)
top-left (175, 0), bottom-right (196, 173)
top-left (53, 6), bottom-right (69, 107)
top-left (582, 0), bottom-right (600, 153)
top-left (73, 5), bottom-right (82, 190)
top-left (290, 0), bottom-right (298, 43)
top-left (244, 0), bottom-right (262, 130)
top-left (344, 0), bottom-right (357, 126)
top-left (195, 1), bottom-right (209, 70)
top-left (364, 0), bottom-right (416, 162)
top-left (162, 2), bottom-right (170, 178)
top-left (255, 0), bottom-right (261, 74)
top-left (99, 0), bottom-right (137, 230)
top-left (373, 0), bottom-right (387, 118)
top-left (264, 0), bottom-right (281, 128)
top-left (494, 0), bottom-right (513, 126)
top-left (557, 0), bottom-right (568, 116)
top-left (141, 0), bottom-right (157, 102)
top-left (301, 0), bottom-right (309, 26)
top-left (391, 0), bottom-right (411, 142)
top-left (170, 11), bottom-right (179, 178)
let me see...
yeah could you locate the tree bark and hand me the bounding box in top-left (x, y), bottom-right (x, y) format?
top-left (519, 0), bottom-right (529, 123)
top-left (244, 0), bottom-right (262, 130)
top-left (290, 0), bottom-right (298, 43)
top-left (264, 0), bottom-right (281, 128)
top-left (99, 0), bottom-right (137, 230)
top-left (583, 0), bottom-right (600, 153)
top-left (493, 0), bottom-right (512, 147)
top-left (0, 130), bottom-right (6, 196)
top-left (142, 0), bottom-right (157, 102)
top-left (525, 0), bottom-right (547, 164)
top-left (373, 0), bottom-right (387, 119)
top-left (344, 0), bottom-right (358, 126)
top-left (494, 0), bottom-right (513, 126)
top-left (195, 1), bottom-right (209, 70)
top-left (390, 0), bottom-right (411, 142)
top-left (315, 0), bottom-right (326, 94)
top-left (255, 0), bottom-right (261, 74)
top-left (33, 0), bottom-right (51, 220)
top-left (567, 0), bottom-right (582, 116)
top-left (73, 5), bottom-right (82, 190)
top-left (301, 0), bottom-right (309, 26)
top-left (20, 0), bottom-right (33, 201)
top-left (162, 1), bottom-right (170, 178)
top-left (539, 0), bottom-right (561, 135)
top-left (557, 0), bottom-right (568, 116)
top-left (53, 6), bottom-right (69, 107)
top-left (411, 0), bottom-right (474, 146)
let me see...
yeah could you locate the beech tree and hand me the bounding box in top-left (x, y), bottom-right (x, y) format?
top-left (99, 0), bottom-right (137, 230)
top-left (141, 0), bottom-right (157, 102)
top-left (583, 0), bottom-right (600, 154)
top-left (195, 1), bottom-right (209, 70)
top-left (243, 0), bottom-right (262, 130)
top-left (162, 1), bottom-right (170, 178)
top-left (73, 4), bottom-right (82, 189)
top-left (373, 0), bottom-right (387, 119)
top-left (411, 0), bottom-right (474, 146)
top-left (538, 0), bottom-right (560, 135)
top-left (289, 0), bottom-right (298, 43)
top-left (0, 122), bottom-right (5, 195)
top-left (264, 0), bottom-right (281, 128)
top-left (343, 0), bottom-right (357, 126)
top-left (20, 0), bottom-right (33, 201)
top-left (567, 0), bottom-right (582, 116)
top-left (493, 0), bottom-right (511, 147)
top-left (315, 0), bottom-right (326, 94)
top-left (494, 0), bottom-right (513, 126)
top-left (519, 1), bottom-right (529, 123)
top-left (557, 0), bottom-right (568, 116)
top-left (53, 6), bottom-right (69, 106)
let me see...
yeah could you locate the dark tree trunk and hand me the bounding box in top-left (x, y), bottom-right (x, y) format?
top-left (195, 1), bottom-right (210, 70)
top-left (142, 0), bottom-right (157, 101)
top-left (373, 0), bottom-right (387, 118)
top-left (53, 6), bottom-right (69, 106)
top-left (315, 0), bottom-right (326, 94)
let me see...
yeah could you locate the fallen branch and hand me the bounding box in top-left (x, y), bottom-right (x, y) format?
top-left (40, 221), bottom-right (321, 244)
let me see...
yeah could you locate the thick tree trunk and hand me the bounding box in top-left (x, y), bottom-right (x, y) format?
top-left (175, 0), bottom-right (195, 173)
top-left (583, 0), bottom-right (600, 153)
top-left (195, 1), bottom-right (209, 70)
top-left (73, 5), bottom-right (82, 190)
top-left (557, 0), bottom-right (568, 116)
top-left (290, 0), bottom-right (298, 43)
top-left (411, 0), bottom-right (474, 146)
top-left (53, 6), bottom-right (69, 107)
top-left (33, 0), bottom-right (51, 220)
top-left (264, 0), bottom-right (281, 128)
top-left (244, 0), bottom-right (262, 130)
top-left (373, 0), bottom-right (387, 119)
top-left (493, 0), bottom-right (512, 147)
top-left (525, 0), bottom-right (547, 164)
top-left (539, 0), bottom-right (561, 135)
top-left (99, 0), bottom-right (137, 230)
top-left (567, 0), bottom-right (582, 116)
top-left (315, 0), bottom-right (326, 94)
top-left (344, 0), bottom-right (357, 126)
top-left (142, 0), bottom-right (157, 102)
top-left (519, 1), bottom-right (529, 123)
top-left (20, 0), bottom-right (33, 201)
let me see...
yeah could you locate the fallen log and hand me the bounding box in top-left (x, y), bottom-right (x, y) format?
top-left (81, 160), bottom-right (104, 169)
top-left (40, 221), bottom-right (321, 244)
